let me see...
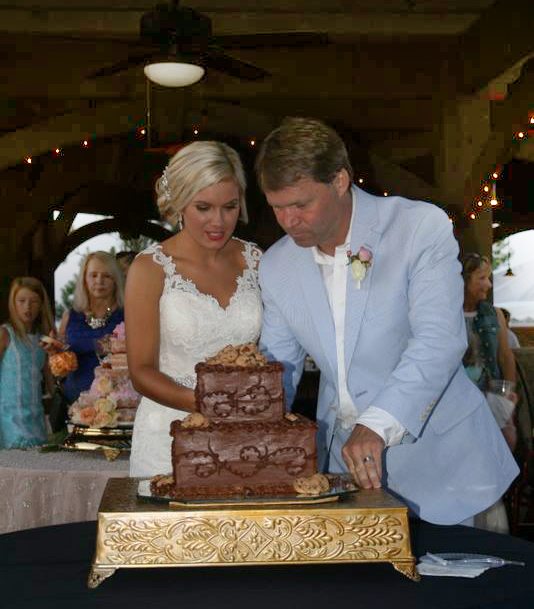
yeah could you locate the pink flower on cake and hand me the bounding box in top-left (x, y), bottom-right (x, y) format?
top-left (91, 374), bottom-right (114, 396)
top-left (112, 322), bottom-right (126, 339)
top-left (110, 322), bottom-right (126, 354)
top-left (90, 396), bottom-right (119, 428)
top-left (109, 383), bottom-right (140, 409)
top-left (94, 397), bottom-right (116, 413)
top-left (92, 409), bottom-right (118, 429)
top-left (347, 246), bottom-right (373, 289)
top-left (78, 406), bottom-right (97, 426)
top-left (74, 391), bottom-right (94, 408)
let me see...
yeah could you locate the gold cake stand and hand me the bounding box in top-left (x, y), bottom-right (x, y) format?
top-left (88, 478), bottom-right (419, 587)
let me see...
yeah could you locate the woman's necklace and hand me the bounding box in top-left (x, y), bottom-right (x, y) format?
top-left (85, 306), bottom-right (113, 330)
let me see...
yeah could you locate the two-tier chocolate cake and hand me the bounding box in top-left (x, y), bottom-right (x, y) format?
top-left (151, 344), bottom-right (325, 499)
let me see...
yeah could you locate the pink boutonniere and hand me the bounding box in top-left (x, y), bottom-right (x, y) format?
top-left (347, 246), bottom-right (373, 289)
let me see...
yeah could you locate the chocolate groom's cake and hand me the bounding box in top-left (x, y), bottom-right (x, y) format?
top-left (152, 344), bottom-right (324, 499)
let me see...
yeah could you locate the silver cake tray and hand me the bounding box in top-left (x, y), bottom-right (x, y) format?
top-left (137, 474), bottom-right (358, 508)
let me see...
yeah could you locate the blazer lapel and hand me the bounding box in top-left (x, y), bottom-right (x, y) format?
top-left (344, 187), bottom-right (383, 371)
top-left (295, 246), bottom-right (337, 378)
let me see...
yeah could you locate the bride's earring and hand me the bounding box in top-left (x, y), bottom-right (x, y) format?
top-left (177, 213), bottom-right (183, 231)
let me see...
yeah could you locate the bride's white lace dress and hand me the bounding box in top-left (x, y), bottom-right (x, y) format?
top-left (129, 239), bottom-right (263, 477)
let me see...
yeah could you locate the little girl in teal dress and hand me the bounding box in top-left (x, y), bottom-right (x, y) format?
top-left (0, 277), bottom-right (55, 448)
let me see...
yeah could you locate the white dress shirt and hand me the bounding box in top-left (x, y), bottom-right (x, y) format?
top-left (311, 189), bottom-right (405, 447)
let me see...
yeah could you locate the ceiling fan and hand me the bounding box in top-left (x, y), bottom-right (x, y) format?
top-left (87, 0), bottom-right (328, 83)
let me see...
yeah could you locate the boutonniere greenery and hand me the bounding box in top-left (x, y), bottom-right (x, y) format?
top-left (347, 246), bottom-right (373, 289)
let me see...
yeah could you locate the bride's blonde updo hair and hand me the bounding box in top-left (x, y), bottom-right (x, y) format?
top-left (155, 141), bottom-right (248, 229)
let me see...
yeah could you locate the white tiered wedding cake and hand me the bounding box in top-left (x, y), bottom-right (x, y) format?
top-left (68, 322), bottom-right (141, 428)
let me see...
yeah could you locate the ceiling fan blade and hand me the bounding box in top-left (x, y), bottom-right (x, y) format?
top-left (205, 48), bottom-right (269, 81)
top-left (31, 33), bottom-right (151, 47)
top-left (212, 32), bottom-right (329, 49)
top-left (87, 51), bottom-right (158, 79)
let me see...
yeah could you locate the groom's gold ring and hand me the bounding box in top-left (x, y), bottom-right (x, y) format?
top-left (362, 455), bottom-right (374, 464)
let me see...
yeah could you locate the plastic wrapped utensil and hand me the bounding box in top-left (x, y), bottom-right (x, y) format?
top-left (422, 552), bottom-right (525, 568)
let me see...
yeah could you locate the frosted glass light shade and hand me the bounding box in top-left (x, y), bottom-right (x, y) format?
top-left (144, 62), bottom-right (205, 87)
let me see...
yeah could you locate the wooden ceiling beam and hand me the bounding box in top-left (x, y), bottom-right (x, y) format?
top-left (0, 99), bottom-right (145, 170)
top-left (0, 6), bottom-right (481, 37)
top-left (370, 132), bottom-right (434, 163)
top-left (463, 57), bottom-right (534, 210)
top-left (216, 96), bottom-right (434, 130)
top-left (458, 0), bottom-right (534, 94)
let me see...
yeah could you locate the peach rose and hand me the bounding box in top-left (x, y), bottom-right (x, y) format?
top-left (92, 410), bottom-right (118, 429)
top-left (78, 406), bottom-right (97, 426)
top-left (94, 397), bottom-right (116, 413)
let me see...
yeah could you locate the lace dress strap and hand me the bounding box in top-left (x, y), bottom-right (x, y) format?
top-left (139, 244), bottom-right (176, 278)
top-left (234, 238), bottom-right (261, 271)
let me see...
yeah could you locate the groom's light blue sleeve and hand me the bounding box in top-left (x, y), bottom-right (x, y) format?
top-left (371, 206), bottom-right (468, 436)
top-left (258, 258), bottom-right (306, 409)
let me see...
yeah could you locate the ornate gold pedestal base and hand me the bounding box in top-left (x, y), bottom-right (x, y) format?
top-left (89, 478), bottom-right (419, 587)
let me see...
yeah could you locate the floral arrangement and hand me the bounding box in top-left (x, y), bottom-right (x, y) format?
top-left (347, 246), bottom-right (373, 288)
top-left (69, 396), bottom-right (118, 428)
top-left (49, 350), bottom-right (78, 377)
top-left (68, 372), bottom-right (140, 428)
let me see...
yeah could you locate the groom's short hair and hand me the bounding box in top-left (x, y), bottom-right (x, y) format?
top-left (255, 117), bottom-right (353, 191)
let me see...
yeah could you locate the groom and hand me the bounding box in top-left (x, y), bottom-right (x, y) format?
top-left (256, 117), bottom-right (518, 524)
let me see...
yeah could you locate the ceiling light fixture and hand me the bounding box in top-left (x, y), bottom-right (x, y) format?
top-left (143, 61), bottom-right (205, 87)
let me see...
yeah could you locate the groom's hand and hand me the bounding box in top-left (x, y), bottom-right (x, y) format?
top-left (342, 425), bottom-right (385, 490)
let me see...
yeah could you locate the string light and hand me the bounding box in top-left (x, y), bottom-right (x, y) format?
top-left (467, 110), bottom-right (533, 223)
top-left (490, 182), bottom-right (499, 207)
top-left (30, 115), bottom-right (532, 231)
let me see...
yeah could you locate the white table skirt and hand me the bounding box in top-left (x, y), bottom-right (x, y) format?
top-left (0, 448), bottom-right (129, 534)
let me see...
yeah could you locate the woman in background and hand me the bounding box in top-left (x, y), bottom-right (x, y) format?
top-left (462, 253), bottom-right (517, 533)
top-left (462, 253), bottom-right (516, 409)
top-left (58, 251), bottom-right (124, 403)
top-left (0, 277), bottom-right (54, 448)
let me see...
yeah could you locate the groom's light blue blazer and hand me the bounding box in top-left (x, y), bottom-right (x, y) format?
top-left (259, 186), bottom-right (519, 524)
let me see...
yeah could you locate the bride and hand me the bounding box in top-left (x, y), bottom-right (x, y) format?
top-left (126, 141), bottom-right (262, 477)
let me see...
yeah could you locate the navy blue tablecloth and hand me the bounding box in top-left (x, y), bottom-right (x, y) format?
top-left (1, 519), bottom-right (533, 609)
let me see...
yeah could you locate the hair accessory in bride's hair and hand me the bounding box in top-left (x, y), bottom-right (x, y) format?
top-left (160, 166), bottom-right (172, 202)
